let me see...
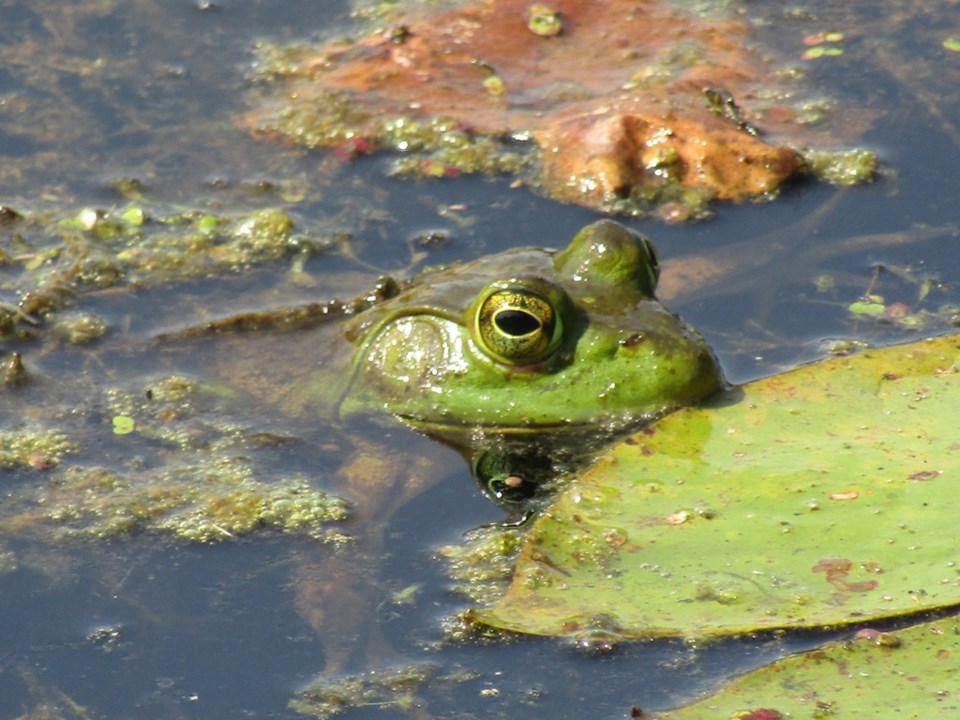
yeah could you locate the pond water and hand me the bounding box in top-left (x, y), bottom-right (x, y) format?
top-left (1, 0), bottom-right (959, 718)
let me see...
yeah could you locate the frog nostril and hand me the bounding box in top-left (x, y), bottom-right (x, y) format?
top-left (495, 309), bottom-right (542, 337)
top-left (619, 332), bottom-right (646, 348)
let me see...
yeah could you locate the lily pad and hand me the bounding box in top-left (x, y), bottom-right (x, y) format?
top-left (657, 615), bottom-right (960, 718)
top-left (477, 335), bottom-right (960, 638)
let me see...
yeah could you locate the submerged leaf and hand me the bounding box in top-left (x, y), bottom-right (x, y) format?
top-left (477, 335), bottom-right (960, 638)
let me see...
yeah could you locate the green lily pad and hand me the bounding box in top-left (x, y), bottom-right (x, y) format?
top-left (477, 335), bottom-right (960, 638)
top-left (657, 615), bottom-right (960, 718)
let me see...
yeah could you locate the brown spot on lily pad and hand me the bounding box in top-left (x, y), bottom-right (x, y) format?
top-left (732, 710), bottom-right (783, 720)
top-left (812, 557), bottom-right (879, 593)
top-left (908, 470), bottom-right (941, 481)
top-left (243, 0), bottom-right (848, 216)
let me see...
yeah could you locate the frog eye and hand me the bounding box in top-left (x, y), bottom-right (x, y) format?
top-left (553, 220), bottom-right (661, 298)
top-left (473, 284), bottom-right (563, 365)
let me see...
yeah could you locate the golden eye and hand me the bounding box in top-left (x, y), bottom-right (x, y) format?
top-left (473, 285), bottom-right (562, 365)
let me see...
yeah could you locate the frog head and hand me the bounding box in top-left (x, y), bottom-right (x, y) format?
top-left (335, 219), bottom-right (723, 440)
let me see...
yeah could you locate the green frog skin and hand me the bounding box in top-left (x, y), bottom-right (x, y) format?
top-left (326, 219), bottom-right (723, 436)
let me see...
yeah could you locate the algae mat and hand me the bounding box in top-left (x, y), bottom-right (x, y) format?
top-left (478, 335), bottom-right (960, 638)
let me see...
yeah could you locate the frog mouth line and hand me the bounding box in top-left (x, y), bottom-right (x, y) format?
top-left (397, 415), bottom-right (648, 437)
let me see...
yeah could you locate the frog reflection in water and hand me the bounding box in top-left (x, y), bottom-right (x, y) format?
top-left (206, 219), bottom-right (722, 672)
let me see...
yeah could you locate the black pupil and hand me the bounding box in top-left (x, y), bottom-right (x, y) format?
top-left (495, 309), bottom-right (541, 336)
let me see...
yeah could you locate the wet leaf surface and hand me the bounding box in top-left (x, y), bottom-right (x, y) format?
top-left (657, 614), bottom-right (960, 718)
top-left (478, 335), bottom-right (960, 639)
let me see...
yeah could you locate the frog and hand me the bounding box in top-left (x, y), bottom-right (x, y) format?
top-left (170, 219), bottom-right (721, 673)
top-left (206, 218), bottom-right (721, 503)
top-left (263, 218), bottom-right (722, 444)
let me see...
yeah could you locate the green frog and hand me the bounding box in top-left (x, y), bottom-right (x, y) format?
top-left (278, 218), bottom-right (721, 439)
top-left (177, 219), bottom-right (724, 672)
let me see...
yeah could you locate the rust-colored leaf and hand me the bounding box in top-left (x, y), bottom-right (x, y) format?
top-left (245, 0), bottom-right (852, 215)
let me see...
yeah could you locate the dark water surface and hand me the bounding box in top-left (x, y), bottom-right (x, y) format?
top-left (2, 0), bottom-right (959, 718)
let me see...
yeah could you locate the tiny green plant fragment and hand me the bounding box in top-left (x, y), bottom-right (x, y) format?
top-left (111, 415), bottom-right (136, 435)
top-left (476, 335), bottom-right (960, 640)
top-left (656, 615), bottom-right (960, 718)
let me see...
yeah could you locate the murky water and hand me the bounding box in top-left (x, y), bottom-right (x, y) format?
top-left (2, 0), bottom-right (959, 718)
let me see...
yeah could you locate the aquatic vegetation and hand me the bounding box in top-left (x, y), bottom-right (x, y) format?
top-left (804, 148), bottom-right (879, 186)
top-left (437, 523), bottom-right (525, 607)
top-left (246, 0), bottom-right (878, 218)
top-left (0, 375), bottom-right (350, 543)
top-left (34, 462), bottom-right (349, 543)
top-left (475, 335), bottom-right (960, 639)
top-left (0, 426), bottom-right (75, 470)
top-left (290, 664), bottom-right (444, 719)
top-left (0, 204), bottom-right (330, 340)
top-left (658, 615), bottom-right (960, 719)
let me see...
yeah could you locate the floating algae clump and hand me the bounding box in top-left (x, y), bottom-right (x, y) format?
top-left (34, 461), bottom-right (349, 543)
top-left (804, 147), bottom-right (879, 186)
top-left (0, 375), bottom-right (351, 544)
top-left (0, 426), bottom-right (75, 469)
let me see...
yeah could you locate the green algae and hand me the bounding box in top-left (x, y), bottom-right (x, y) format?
top-left (0, 374), bottom-right (350, 544)
top-left (385, 124), bottom-right (528, 178)
top-left (289, 663), bottom-right (483, 720)
top-left (253, 75), bottom-right (530, 180)
top-left (50, 311), bottom-right (108, 344)
top-left (0, 427), bottom-right (75, 469)
top-left (0, 203), bottom-right (329, 341)
top-left (437, 524), bottom-right (525, 608)
top-left (804, 147), bottom-right (879, 186)
top-left (36, 462), bottom-right (349, 543)
top-left (1, 351), bottom-right (30, 387)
